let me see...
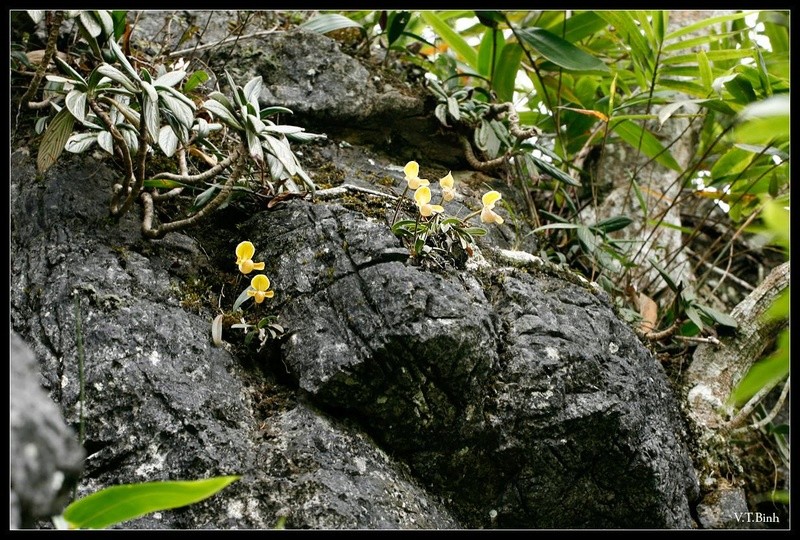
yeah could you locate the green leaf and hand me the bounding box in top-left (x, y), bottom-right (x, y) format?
top-left (387, 11), bottom-right (411, 46)
top-left (530, 154), bottom-right (581, 187)
top-left (299, 14), bottom-right (363, 36)
top-left (159, 89), bottom-right (195, 130)
top-left (731, 94), bottom-right (790, 145)
top-left (516, 27), bottom-right (609, 73)
top-left (696, 304), bottom-right (738, 329)
top-left (684, 304), bottom-right (705, 332)
top-left (111, 11), bottom-right (128, 40)
top-left (183, 70), bottom-right (209, 94)
top-left (710, 146), bottom-right (757, 182)
top-left (233, 287), bottom-right (254, 312)
top-left (729, 329), bottom-right (789, 406)
top-left (664, 10), bottom-right (754, 41)
top-left (492, 42), bottom-right (522, 103)
top-left (420, 12), bottom-right (478, 71)
top-left (246, 128), bottom-right (264, 163)
top-left (38, 107), bottom-right (75, 174)
top-left (97, 131), bottom-right (113, 154)
top-left (610, 119), bottom-right (682, 172)
top-left (262, 134), bottom-right (298, 177)
top-left (592, 215), bottom-right (633, 233)
top-left (143, 178), bottom-right (193, 189)
top-left (649, 258), bottom-right (678, 292)
top-left (61, 476), bottom-right (240, 529)
top-left (576, 226), bottom-right (598, 253)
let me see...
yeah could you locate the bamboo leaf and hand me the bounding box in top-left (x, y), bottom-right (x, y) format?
top-left (387, 11), bottom-right (411, 46)
top-left (420, 12), bottom-right (478, 71)
top-left (530, 154), bottom-right (581, 187)
top-left (596, 11), bottom-right (650, 71)
top-left (37, 107), bottom-right (75, 174)
top-left (477, 28), bottom-right (503, 78)
top-left (610, 120), bottom-right (682, 172)
top-left (592, 215), bottom-right (633, 233)
top-left (649, 258), bottom-right (678, 292)
top-left (492, 42), bottom-right (522, 102)
top-left (61, 476), bottom-right (240, 530)
top-left (665, 10), bottom-right (754, 41)
top-left (516, 27), bottom-right (609, 73)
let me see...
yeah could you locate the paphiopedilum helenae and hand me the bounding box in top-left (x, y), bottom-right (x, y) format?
top-left (235, 241), bottom-right (265, 274)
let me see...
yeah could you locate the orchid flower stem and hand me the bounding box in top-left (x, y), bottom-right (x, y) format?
top-left (462, 210), bottom-right (481, 223)
top-left (391, 186), bottom-right (410, 225)
top-left (412, 212), bottom-right (421, 255)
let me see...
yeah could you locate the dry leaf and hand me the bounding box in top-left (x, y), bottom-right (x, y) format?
top-left (638, 292), bottom-right (659, 334)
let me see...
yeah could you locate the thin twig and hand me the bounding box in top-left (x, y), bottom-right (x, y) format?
top-left (316, 183), bottom-right (399, 202)
top-left (723, 376), bottom-right (785, 432)
top-left (733, 377), bottom-right (790, 433)
top-left (674, 335), bottom-right (721, 346)
top-left (167, 27), bottom-right (282, 58)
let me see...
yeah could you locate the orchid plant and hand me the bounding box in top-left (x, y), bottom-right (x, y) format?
top-left (391, 160), bottom-right (505, 267)
top-left (213, 241), bottom-right (283, 351)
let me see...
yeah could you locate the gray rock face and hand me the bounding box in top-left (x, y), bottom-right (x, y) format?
top-left (245, 199), bottom-right (700, 528)
top-left (10, 150), bottom-right (458, 529)
top-left (237, 30), bottom-right (464, 167)
top-left (10, 331), bottom-right (85, 529)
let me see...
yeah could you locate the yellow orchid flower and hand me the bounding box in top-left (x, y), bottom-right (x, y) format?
top-left (247, 274), bottom-right (275, 304)
top-left (404, 161), bottom-right (430, 190)
top-left (235, 241), bottom-right (265, 274)
top-left (414, 186), bottom-right (444, 217)
top-left (480, 190), bottom-right (504, 225)
top-left (439, 171), bottom-right (456, 202)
